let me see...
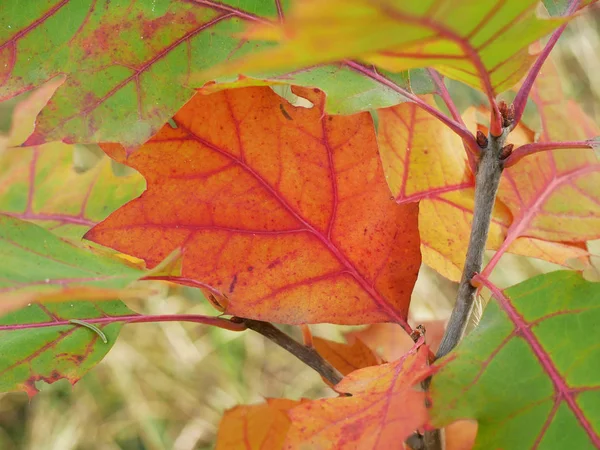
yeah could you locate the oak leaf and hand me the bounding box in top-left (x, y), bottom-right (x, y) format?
top-left (86, 86), bottom-right (421, 327)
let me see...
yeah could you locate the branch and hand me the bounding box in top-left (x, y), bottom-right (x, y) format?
top-left (236, 318), bottom-right (344, 385)
top-left (344, 61), bottom-right (479, 153)
top-left (504, 139), bottom-right (597, 167)
top-left (512, 0), bottom-right (581, 128)
top-left (436, 128), bottom-right (509, 359)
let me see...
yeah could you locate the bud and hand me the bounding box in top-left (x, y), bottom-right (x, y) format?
top-left (498, 101), bottom-right (515, 128)
top-left (500, 144), bottom-right (514, 160)
top-left (498, 100), bottom-right (508, 117)
top-left (476, 130), bottom-right (488, 148)
top-left (506, 103), bottom-right (515, 127)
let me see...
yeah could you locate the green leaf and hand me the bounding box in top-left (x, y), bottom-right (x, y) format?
top-left (0, 1), bottom-right (440, 146)
top-left (543, 0), bottom-right (598, 16)
top-left (0, 1), bottom-right (282, 146)
top-left (203, 0), bottom-right (565, 96)
top-left (0, 299), bottom-right (135, 396)
top-left (430, 271), bottom-right (600, 449)
top-left (0, 215), bottom-right (146, 314)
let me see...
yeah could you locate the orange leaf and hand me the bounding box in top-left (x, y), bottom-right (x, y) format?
top-left (377, 92), bottom-right (594, 281)
top-left (445, 420), bottom-right (478, 450)
top-left (283, 344), bottom-right (432, 449)
top-left (216, 398), bottom-right (303, 450)
top-left (348, 320), bottom-right (446, 361)
top-left (86, 87), bottom-right (421, 327)
top-left (313, 336), bottom-right (382, 377)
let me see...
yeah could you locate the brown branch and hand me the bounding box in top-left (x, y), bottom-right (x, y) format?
top-left (234, 318), bottom-right (344, 386)
top-left (436, 128), bottom-right (508, 359)
top-left (408, 127), bottom-right (509, 450)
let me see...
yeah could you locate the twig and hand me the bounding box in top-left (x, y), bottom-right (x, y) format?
top-left (235, 318), bottom-right (344, 386)
top-left (436, 128), bottom-right (509, 359)
top-left (417, 128), bottom-right (509, 450)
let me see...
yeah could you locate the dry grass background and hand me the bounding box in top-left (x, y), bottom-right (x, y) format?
top-left (0, 6), bottom-right (598, 450)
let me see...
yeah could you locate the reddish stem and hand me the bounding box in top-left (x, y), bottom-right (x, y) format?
top-left (428, 69), bottom-right (463, 125)
top-left (344, 61), bottom-right (478, 152)
top-left (428, 69), bottom-right (479, 173)
top-left (0, 314), bottom-right (247, 332)
top-left (512, 0), bottom-right (581, 128)
top-left (504, 140), bottom-right (595, 167)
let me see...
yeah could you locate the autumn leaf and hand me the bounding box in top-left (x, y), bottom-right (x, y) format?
top-left (205, 0), bottom-right (564, 96)
top-left (85, 86), bottom-right (421, 328)
top-left (430, 271), bottom-right (600, 449)
top-left (0, 299), bottom-right (137, 397)
top-left (313, 336), bottom-right (382, 376)
top-left (0, 215), bottom-right (147, 315)
top-left (216, 398), bottom-right (304, 450)
top-left (283, 344), bottom-right (432, 449)
top-left (377, 95), bottom-right (600, 281)
top-left (0, 1), bottom-right (437, 147)
top-left (347, 320), bottom-right (446, 360)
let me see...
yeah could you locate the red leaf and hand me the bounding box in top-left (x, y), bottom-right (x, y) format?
top-left (86, 87), bottom-right (421, 327)
top-left (284, 344), bottom-right (432, 449)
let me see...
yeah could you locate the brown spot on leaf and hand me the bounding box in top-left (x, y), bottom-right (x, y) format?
top-left (229, 274), bottom-right (238, 293)
top-left (267, 258), bottom-right (281, 269)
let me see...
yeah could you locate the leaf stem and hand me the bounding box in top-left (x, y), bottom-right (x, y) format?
top-left (236, 318), bottom-right (343, 385)
top-left (0, 314), bottom-right (247, 332)
top-left (512, 0), bottom-right (581, 128)
top-left (436, 128), bottom-right (508, 359)
top-left (427, 69), bottom-right (463, 125)
top-left (428, 68), bottom-right (479, 172)
top-left (504, 139), bottom-right (596, 167)
top-left (344, 61), bottom-right (478, 152)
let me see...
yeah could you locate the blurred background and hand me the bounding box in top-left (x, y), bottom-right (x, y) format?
top-left (0, 5), bottom-right (598, 450)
